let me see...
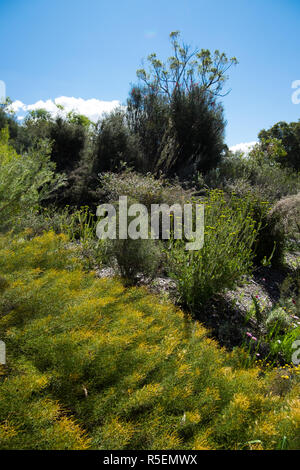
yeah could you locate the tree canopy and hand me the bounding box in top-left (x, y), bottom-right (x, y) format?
top-left (258, 120), bottom-right (300, 171)
top-left (136, 31), bottom-right (238, 100)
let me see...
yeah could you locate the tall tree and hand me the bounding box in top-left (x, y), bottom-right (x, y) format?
top-left (136, 31), bottom-right (238, 100)
top-left (126, 87), bottom-right (169, 172)
top-left (127, 31), bottom-right (232, 177)
top-left (156, 86), bottom-right (226, 177)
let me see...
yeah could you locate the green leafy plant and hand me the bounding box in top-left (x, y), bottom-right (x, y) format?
top-left (167, 190), bottom-right (257, 312)
top-left (0, 127), bottom-right (65, 230)
top-left (99, 170), bottom-right (191, 209)
top-left (106, 197), bottom-right (163, 284)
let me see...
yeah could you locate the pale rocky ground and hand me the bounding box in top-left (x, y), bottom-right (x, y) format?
top-left (96, 252), bottom-right (300, 313)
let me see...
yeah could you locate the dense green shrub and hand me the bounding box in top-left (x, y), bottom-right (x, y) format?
top-left (219, 182), bottom-right (286, 268)
top-left (126, 30), bottom-right (234, 177)
top-left (22, 112), bottom-right (89, 175)
top-left (167, 190), bottom-right (258, 312)
top-left (250, 199), bottom-right (285, 268)
top-left (205, 148), bottom-right (300, 203)
top-left (93, 110), bottom-right (142, 174)
top-left (126, 87), bottom-right (169, 173)
top-left (242, 266), bottom-right (300, 366)
top-left (0, 104), bottom-right (20, 148)
top-left (102, 194), bottom-right (164, 283)
top-left (0, 128), bottom-right (65, 230)
top-left (99, 170), bottom-right (191, 209)
top-left (126, 86), bottom-right (226, 178)
top-left (265, 306), bottom-right (293, 336)
top-left (109, 237), bottom-right (163, 284)
top-left (156, 87), bottom-right (225, 177)
top-left (0, 231), bottom-right (299, 450)
top-left (6, 109), bottom-right (98, 207)
top-left (98, 171), bottom-right (193, 284)
top-left (228, 167), bottom-right (300, 203)
top-left (258, 120), bottom-right (300, 171)
top-left (270, 193), bottom-right (300, 252)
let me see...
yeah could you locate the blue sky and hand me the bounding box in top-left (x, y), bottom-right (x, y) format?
top-left (0, 0), bottom-right (299, 148)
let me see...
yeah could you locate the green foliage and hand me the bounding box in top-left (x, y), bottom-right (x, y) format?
top-left (126, 87), bottom-right (169, 173)
top-left (167, 190), bottom-right (257, 311)
top-left (11, 205), bottom-right (106, 271)
top-left (242, 267), bottom-right (300, 366)
top-left (126, 31), bottom-right (232, 177)
top-left (14, 108), bottom-right (96, 206)
top-left (206, 146), bottom-right (300, 203)
top-left (0, 231), bottom-right (299, 450)
top-left (49, 116), bottom-right (89, 175)
top-left (249, 198), bottom-right (285, 268)
top-left (93, 109), bottom-right (142, 174)
top-left (271, 327), bottom-right (300, 365)
top-left (270, 193), bottom-right (300, 252)
top-left (126, 84), bottom-right (226, 177)
top-left (0, 101), bottom-right (20, 147)
top-left (265, 307), bottom-right (293, 336)
top-left (67, 111), bottom-right (93, 128)
top-left (156, 87), bottom-right (226, 177)
top-left (25, 108), bottom-right (52, 122)
top-left (97, 171), bottom-right (193, 284)
top-left (101, 188), bottom-right (164, 283)
top-left (137, 31), bottom-right (238, 99)
top-left (249, 138), bottom-right (287, 166)
top-left (58, 205), bottom-right (106, 269)
top-left (109, 237), bottom-right (163, 284)
top-left (0, 128), bottom-right (65, 229)
top-left (258, 120), bottom-right (300, 171)
top-left (99, 170), bottom-right (191, 209)
top-left (205, 156), bottom-right (288, 267)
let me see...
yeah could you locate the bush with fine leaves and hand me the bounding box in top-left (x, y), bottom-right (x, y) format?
top-left (167, 190), bottom-right (258, 312)
top-left (0, 127), bottom-right (65, 229)
top-left (99, 170), bottom-right (191, 209)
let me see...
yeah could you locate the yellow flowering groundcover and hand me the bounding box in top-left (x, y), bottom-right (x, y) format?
top-left (0, 232), bottom-right (299, 450)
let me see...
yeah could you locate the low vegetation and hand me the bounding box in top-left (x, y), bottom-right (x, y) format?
top-left (0, 232), bottom-right (299, 450)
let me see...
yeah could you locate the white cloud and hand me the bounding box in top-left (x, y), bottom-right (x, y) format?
top-left (229, 141), bottom-right (257, 155)
top-left (10, 100), bottom-right (26, 113)
top-left (27, 99), bottom-right (59, 115)
top-left (9, 96), bottom-right (121, 123)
